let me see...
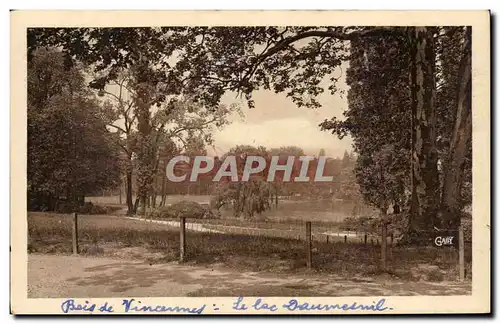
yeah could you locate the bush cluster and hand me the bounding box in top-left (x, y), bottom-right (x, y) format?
top-left (150, 201), bottom-right (220, 219)
top-left (55, 201), bottom-right (121, 215)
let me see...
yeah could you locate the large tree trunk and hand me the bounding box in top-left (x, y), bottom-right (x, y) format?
top-left (135, 80), bottom-right (155, 219)
top-left (152, 192), bottom-right (157, 208)
top-left (440, 27), bottom-right (472, 231)
top-left (407, 27), bottom-right (440, 244)
top-left (126, 168), bottom-right (134, 215)
top-left (151, 172), bottom-right (159, 208)
top-left (131, 56), bottom-right (169, 220)
top-left (133, 197), bottom-right (140, 214)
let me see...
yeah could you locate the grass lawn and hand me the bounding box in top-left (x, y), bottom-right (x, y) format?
top-left (28, 212), bottom-right (472, 282)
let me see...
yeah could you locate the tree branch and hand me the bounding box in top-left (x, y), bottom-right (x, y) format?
top-left (239, 27), bottom-right (404, 89)
top-left (101, 89), bottom-right (121, 103)
top-left (118, 141), bottom-right (131, 155)
top-left (108, 123), bottom-right (127, 133)
top-left (170, 116), bottom-right (219, 136)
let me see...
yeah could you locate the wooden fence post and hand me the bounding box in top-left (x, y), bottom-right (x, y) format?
top-left (306, 222), bottom-right (312, 269)
top-left (326, 235), bottom-right (329, 244)
top-left (72, 212), bottom-right (79, 255)
top-left (459, 225), bottom-right (465, 281)
top-left (180, 217), bottom-right (186, 262)
top-left (364, 234), bottom-right (368, 246)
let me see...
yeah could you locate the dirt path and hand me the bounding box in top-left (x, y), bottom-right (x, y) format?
top-left (28, 254), bottom-right (471, 298)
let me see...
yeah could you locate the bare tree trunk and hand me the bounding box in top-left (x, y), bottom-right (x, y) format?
top-left (407, 27), bottom-right (440, 244)
top-left (133, 196), bottom-right (140, 214)
top-left (440, 27), bottom-right (472, 231)
top-left (160, 161), bottom-right (167, 207)
top-left (126, 169), bottom-right (134, 215)
top-left (381, 208), bottom-right (388, 271)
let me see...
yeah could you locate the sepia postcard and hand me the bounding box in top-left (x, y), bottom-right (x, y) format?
top-left (10, 10), bottom-right (490, 315)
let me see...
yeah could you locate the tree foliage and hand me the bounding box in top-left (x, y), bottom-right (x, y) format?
top-left (321, 33), bottom-right (410, 216)
top-left (29, 29), bottom-right (237, 214)
top-left (28, 26), bottom-right (473, 239)
top-left (212, 145), bottom-right (272, 218)
top-left (321, 27), bottom-right (471, 240)
top-left (28, 49), bottom-right (120, 211)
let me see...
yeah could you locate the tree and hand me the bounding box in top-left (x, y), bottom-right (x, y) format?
top-left (96, 71), bottom-right (138, 214)
top-left (323, 32), bottom-right (410, 234)
top-left (341, 150), bottom-right (350, 167)
top-left (213, 145), bottom-right (273, 219)
top-left (336, 152), bottom-right (363, 208)
top-left (157, 139), bottom-right (180, 206)
top-left (28, 48), bottom-right (120, 211)
top-left (357, 145), bottom-right (401, 270)
top-left (127, 79), bottom-right (234, 215)
top-left (268, 146), bottom-right (306, 201)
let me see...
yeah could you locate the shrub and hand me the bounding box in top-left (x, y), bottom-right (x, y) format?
top-left (72, 202), bottom-right (120, 215)
top-left (54, 200), bottom-right (78, 214)
top-left (151, 201), bottom-right (219, 219)
top-left (51, 201), bottom-right (118, 215)
top-left (78, 202), bottom-right (96, 214)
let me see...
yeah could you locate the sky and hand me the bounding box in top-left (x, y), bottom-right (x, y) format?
top-left (209, 63), bottom-right (353, 159)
